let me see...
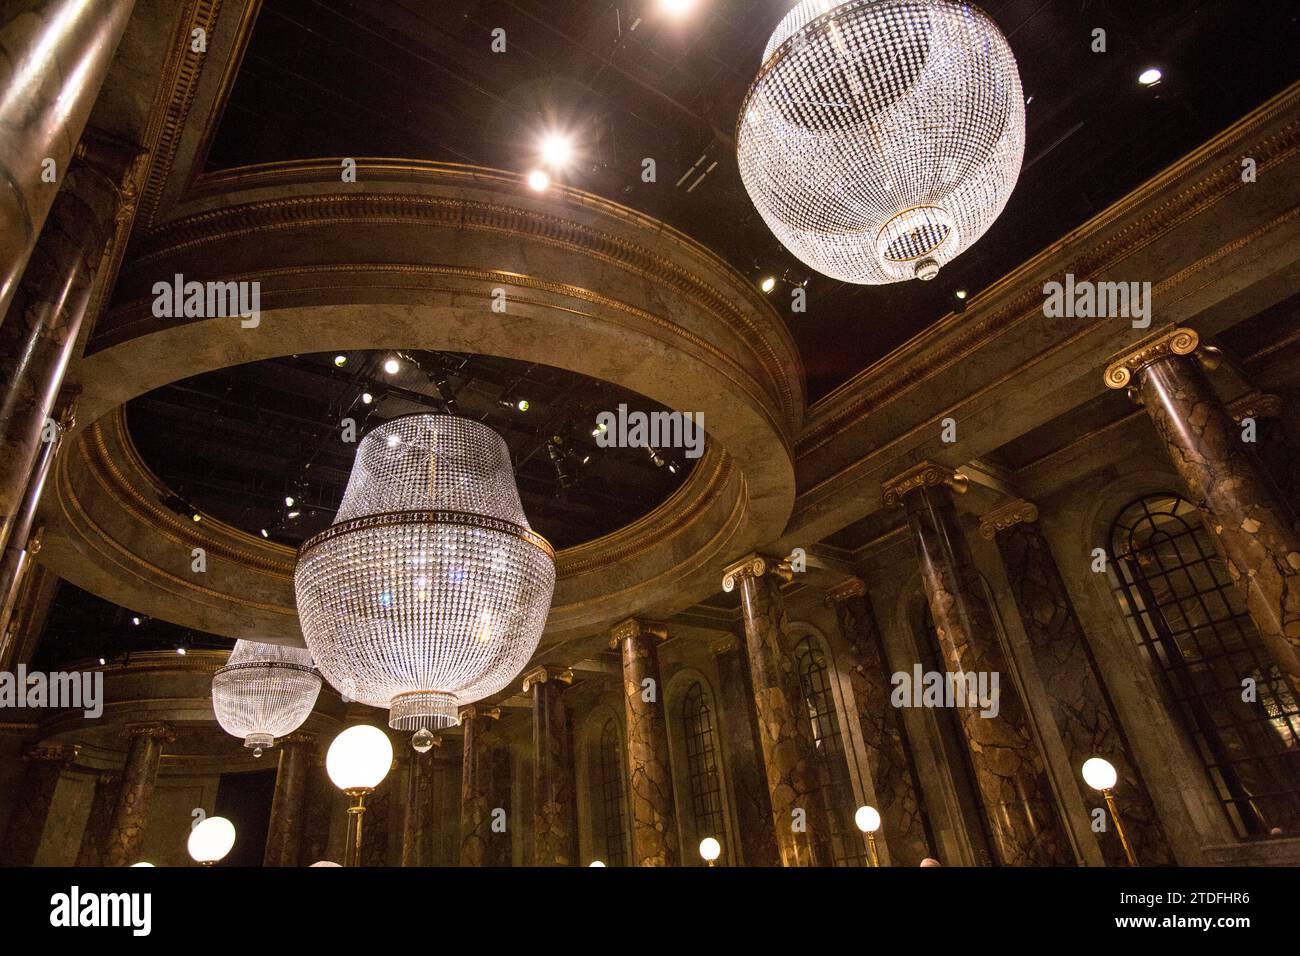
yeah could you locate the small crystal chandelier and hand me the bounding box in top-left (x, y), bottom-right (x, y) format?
top-left (737, 0), bottom-right (1026, 284)
top-left (294, 415), bottom-right (556, 731)
top-left (212, 640), bottom-right (322, 756)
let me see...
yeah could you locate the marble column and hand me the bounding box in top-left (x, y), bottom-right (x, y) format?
top-left (711, 635), bottom-right (780, 866)
top-left (0, 133), bottom-right (136, 562)
top-left (264, 732), bottom-right (316, 867)
top-left (75, 770), bottom-right (120, 866)
top-left (0, 535), bottom-right (58, 673)
top-left (1105, 327), bottom-right (1300, 699)
top-left (722, 554), bottom-right (829, 866)
top-left (0, 743), bottom-right (79, 865)
top-left (610, 618), bottom-right (680, 867)
top-left (0, 0), bottom-right (135, 320)
top-left (458, 704), bottom-right (509, 867)
top-left (525, 664), bottom-right (577, 866)
top-left (884, 464), bottom-right (1072, 865)
top-left (825, 578), bottom-right (932, 866)
top-left (981, 500), bottom-right (1174, 866)
top-left (401, 736), bottom-right (440, 867)
top-left (101, 722), bottom-right (174, 867)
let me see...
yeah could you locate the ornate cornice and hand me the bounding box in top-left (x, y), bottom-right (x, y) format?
top-left (721, 553), bottom-right (793, 593)
top-left (824, 577), bottom-right (867, 606)
top-left (521, 665), bottom-right (574, 693)
top-left (881, 461), bottom-right (967, 507)
top-left (1227, 391), bottom-right (1283, 421)
top-left (457, 704), bottom-right (501, 723)
top-left (979, 499), bottom-right (1041, 540)
top-left (1103, 326), bottom-right (1201, 389)
top-left (123, 721), bottom-right (177, 745)
top-left (280, 731), bottom-right (318, 747)
top-left (24, 744), bottom-right (81, 764)
top-left (798, 80), bottom-right (1300, 457)
top-left (608, 618), bottom-right (669, 649)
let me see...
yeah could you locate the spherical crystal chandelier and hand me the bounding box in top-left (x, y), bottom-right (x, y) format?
top-left (737, 0), bottom-right (1026, 284)
top-left (212, 640), bottom-right (322, 756)
top-left (294, 415), bottom-right (556, 732)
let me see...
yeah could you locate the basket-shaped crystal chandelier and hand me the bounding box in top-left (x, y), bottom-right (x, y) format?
top-left (294, 415), bottom-right (556, 732)
top-left (737, 0), bottom-right (1025, 284)
top-left (212, 640), bottom-right (322, 756)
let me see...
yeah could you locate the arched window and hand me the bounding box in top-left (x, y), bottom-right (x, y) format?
top-left (681, 682), bottom-right (725, 857)
top-left (1108, 493), bottom-right (1300, 838)
top-left (792, 634), bottom-right (866, 866)
top-left (598, 719), bottom-right (629, 866)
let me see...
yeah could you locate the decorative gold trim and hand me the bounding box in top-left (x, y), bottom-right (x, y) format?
top-left (122, 722), bottom-right (177, 744)
top-left (824, 577), bottom-right (867, 606)
top-left (1103, 327), bottom-right (1200, 390)
top-left (521, 665), bottom-right (574, 693)
top-left (721, 552), bottom-right (793, 593)
top-left (881, 461), bottom-right (963, 507)
top-left (298, 509), bottom-right (554, 561)
top-left (608, 618), bottom-right (669, 649)
top-left (978, 499), bottom-right (1040, 540)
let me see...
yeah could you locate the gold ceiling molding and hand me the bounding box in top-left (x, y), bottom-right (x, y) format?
top-left (1102, 326), bottom-right (1200, 389)
top-left (135, 0), bottom-right (227, 228)
top-left (125, 174), bottom-right (801, 430)
top-left (823, 576), bottom-right (866, 605)
top-left (978, 499), bottom-right (1040, 540)
top-left (797, 80), bottom-right (1300, 458)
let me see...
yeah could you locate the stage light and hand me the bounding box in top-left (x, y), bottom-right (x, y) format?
top-left (383, 357), bottom-right (401, 375)
top-left (1138, 67), bottom-right (1162, 86)
top-left (527, 169), bottom-right (551, 192)
top-left (540, 132), bottom-right (574, 169)
top-left (759, 275), bottom-right (776, 293)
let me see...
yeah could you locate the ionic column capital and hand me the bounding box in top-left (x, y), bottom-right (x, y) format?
top-left (457, 704), bottom-right (501, 724)
top-left (609, 618), bottom-right (669, 649)
top-left (881, 461), bottom-right (969, 507)
top-left (722, 552), bottom-right (793, 592)
top-left (521, 665), bottom-right (573, 693)
top-left (979, 499), bottom-right (1040, 540)
top-left (24, 743), bottom-right (80, 765)
top-left (824, 577), bottom-right (867, 607)
top-left (280, 731), bottom-right (318, 748)
top-left (1227, 391), bottom-right (1282, 422)
top-left (1103, 326), bottom-right (1205, 390)
top-left (121, 721), bottom-right (176, 745)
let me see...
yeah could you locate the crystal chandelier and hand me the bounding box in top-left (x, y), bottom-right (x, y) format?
top-left (294, 415), bottom-right (556, 731)
top-left (212, 640), bottom-right (322, 756)
top-left (737, 0), bottom-right (1025, 284)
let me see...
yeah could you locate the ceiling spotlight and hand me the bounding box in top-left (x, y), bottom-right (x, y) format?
top-left (668, 461), bottom-right (679, 474)
top-left (540, 132), bottom-right (574, 169)
top-left (287, 510), bottom-right (301, 520)
top-left (284, 496), bottom-right (296, 507)
top-left (191, 512), bottom-right (202, 523)
top-left (527, 169), bottom-right (551, 192)
top-left (954, 288), bottom-right (968, 300)
top-left (660, 0), bottom-right (696, 15)
top-left (131, 616), bottom-right (142, 627)
top-left (759, 275), bottom-right (776, 294)
top-left (260, 529), bottom-right (269, 538)
top-left (592, 422), bottom-right (607, 437)
top-left (361, 391), bottom-right (374, 405)
top-left (1138, 67), bottom-right (1163, 87)
top-left (177, 647), bottom-right (187, 656)
top-left (334, 354), bottom-right (348, 367)
top-left (517, 399), bottom-right (530, 412)
top-left (98, 657), bottom-right (106, 666)
top-left (383, 357), bottom-right (401, 375)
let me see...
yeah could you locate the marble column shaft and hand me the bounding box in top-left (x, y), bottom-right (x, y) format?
top-left (0, 136), bottom-right (133, 561)
top-left (712, 638), bottom-right (780, 866)
top-left (1135, 349), bottom-right (1300, 698)
top-left (264, 733), bottom-right (316, 867)
top-left (0, 744), bottom-right (78, 865)
top-left (723, 555), bottom-right (829, 867)
top-left (895, 479), bottom-right (1072, 865)
top-left (101, 722), bottom-right (173, 867)
top-left (75, 771), bottom-right (120, 866)
top-left (528, 666), bottom-right (577, 866)
top-left (611, 619), bottom-right (679, 866)
top-left (459, 705), bottom-right (509, 866)
top-left (0, 0), bottom-right (135, 320)
top-left (401, 744), bottom-right (438, 867)
top-left (986, 508), bottom-right (1173, 866)
top-left (0, 403), bottom-right (62, 652)
top-left (827, 580), bottom-right (932, 866)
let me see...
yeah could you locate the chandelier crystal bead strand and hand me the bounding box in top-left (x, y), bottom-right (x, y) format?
top-left (737, 0), bottom-right (1026, 284)
top-left (212, 640), bottom-right (322, 756)
top-left (294, 414), bottom-right (556, 732)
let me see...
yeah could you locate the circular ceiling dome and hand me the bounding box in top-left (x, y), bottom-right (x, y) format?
top-left (737, 0), bottom-right (1026, 284)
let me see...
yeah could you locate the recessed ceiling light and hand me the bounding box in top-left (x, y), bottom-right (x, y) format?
top-left (361, 391), bottom-right (374, 405)
top-left (383, 357), bottom-right (401, 375)
top-left (260, 528), bottom-right (269, 538)
top-left (1138, 67), bottom-right (1162, 86)
top-left (527, 169), bottom-right (551, 192)
top-left (760, 275), bottom-right (776, 293)
top-left (954, 288), bottom-right (968, 300)
top-left (191, 512), bottom-right (202, 522)
top-left (287, 510), bottom-right (301, 519)
top-left (516, 399), bottom-right (530, 412)
top-left (131, 616), bottom-right (142, 626)
top-left (98, 657), bottom-right (106, 666)
top-left (334, 354), bottom-right (348, 367)
top-left (177, 647), bottom-right (187, 656)
top-left (284, 495), bottom-right (295, 507)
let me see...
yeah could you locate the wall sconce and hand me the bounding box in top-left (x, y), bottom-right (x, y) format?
top-left (854, 805), bottom-right (882, 866)
top-left (1082, 756), bottom-right (1137, 866)
top-left (327, 725), bottom-right (394, 867)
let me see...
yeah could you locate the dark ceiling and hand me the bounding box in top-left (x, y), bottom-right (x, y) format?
top-left (126, 350), bottom-right (694, 550)
top-left (204, 0), bottom-right (1300, 402)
